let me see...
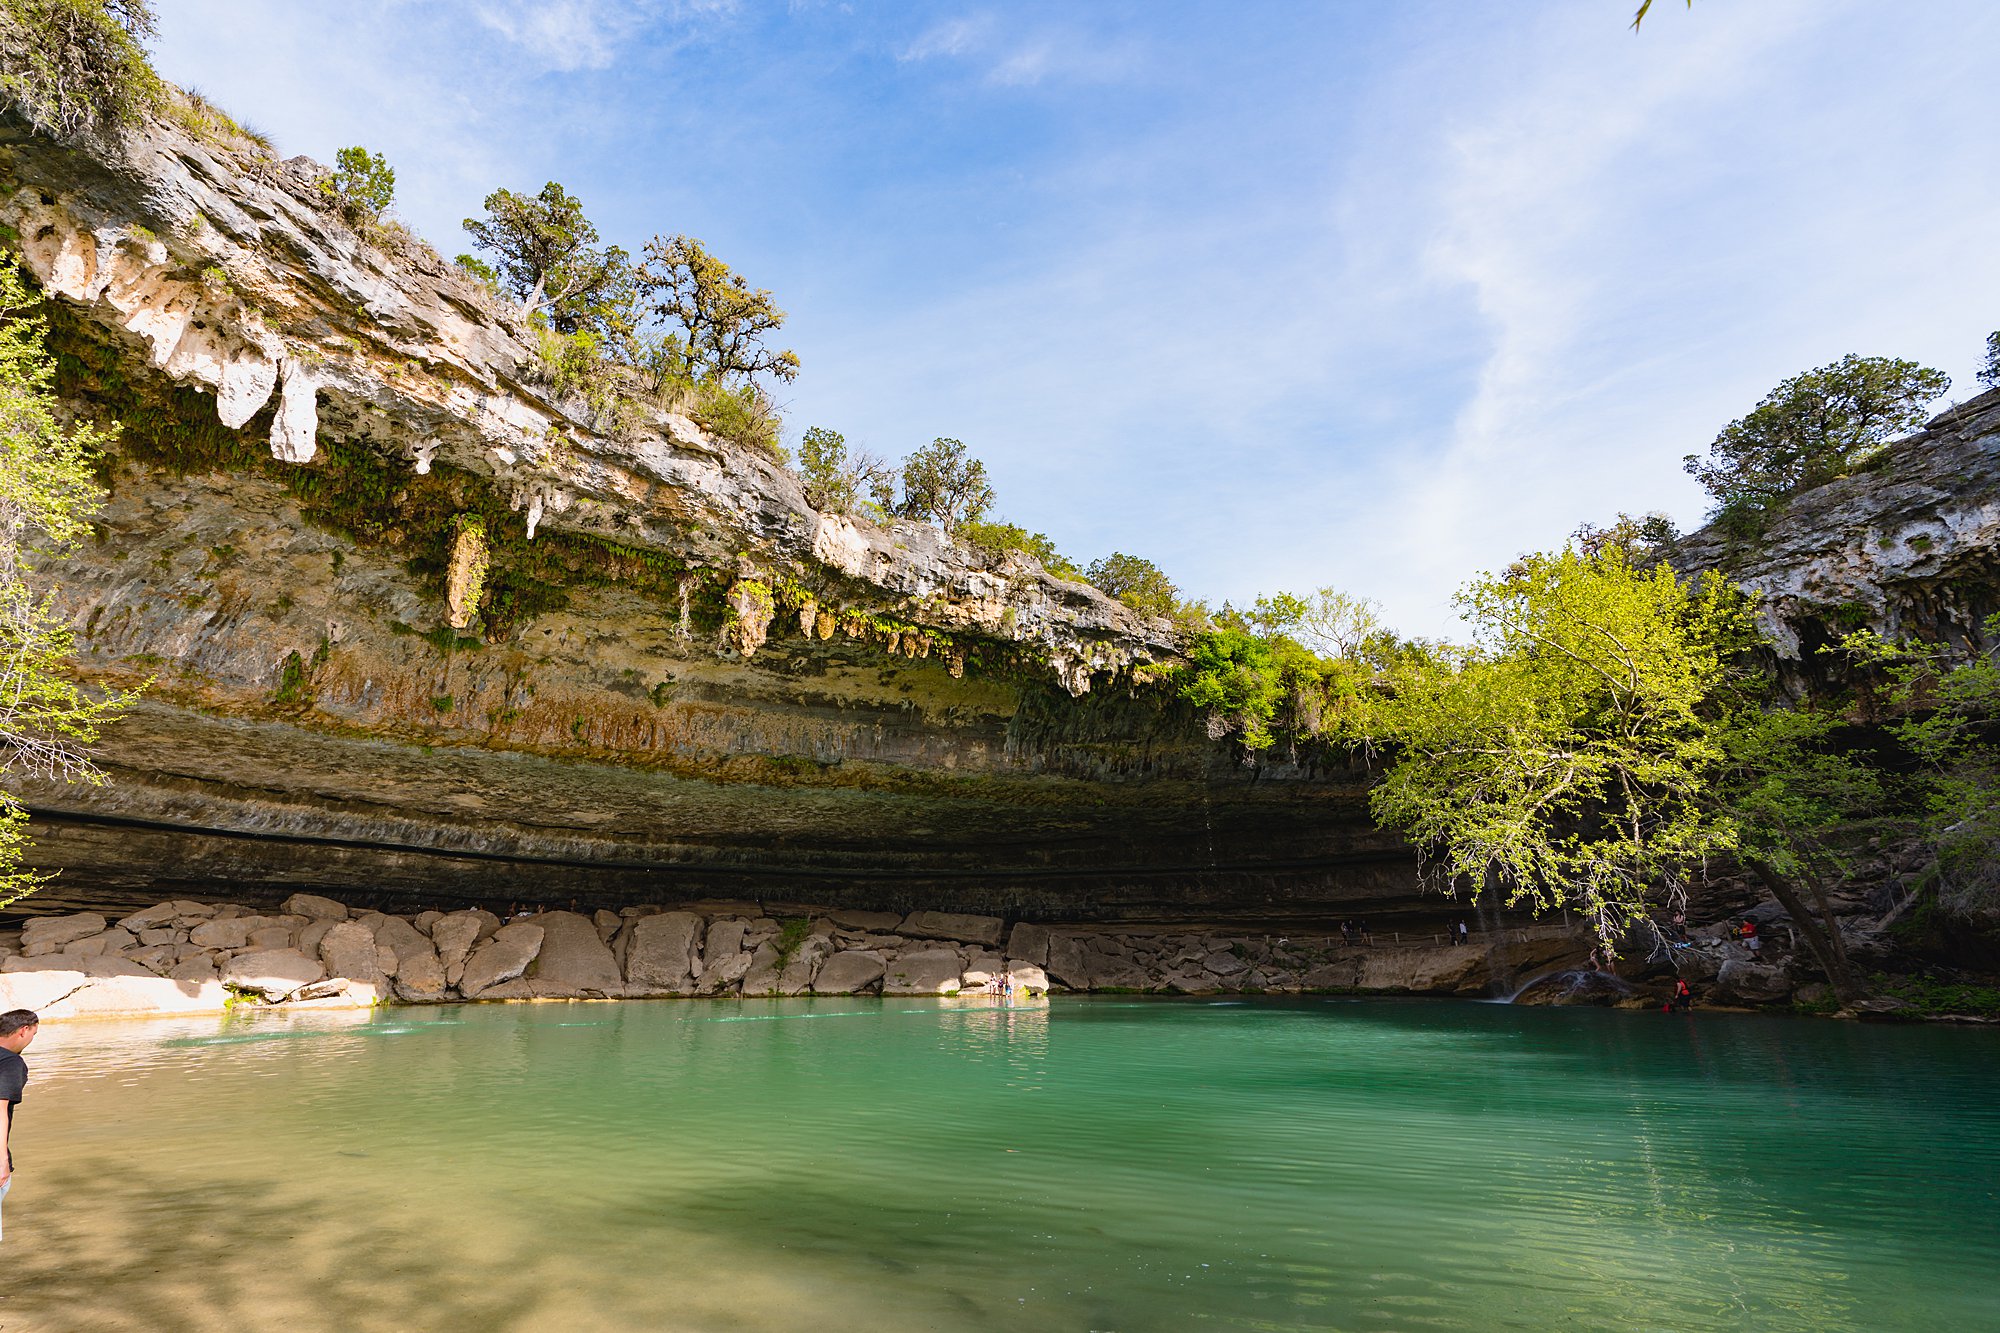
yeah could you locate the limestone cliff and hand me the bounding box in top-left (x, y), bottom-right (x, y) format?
top-left (1675, 388), bottom-right (2000, 672)
top-left (2, 109), bottom-right (1407, 919)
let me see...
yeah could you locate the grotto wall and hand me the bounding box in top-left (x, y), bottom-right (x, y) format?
top-left (2, 109), bottom-right (1409, 921)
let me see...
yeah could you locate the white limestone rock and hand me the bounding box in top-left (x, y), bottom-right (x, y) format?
top-left (458, 922), bottom-right (545, 998)
top-left (21, 914), bottom-right (107, 953)
top-left (883, 947), bottom-right (965, 996)
top-left (624, 911), bottom-right (704, 993)
top-left (811, 950), bottom-right (886, 995)
top-left (897, 912), bottom-right (1005, 947)
top-left (223, 948), bottom-right (326, 1000)
top-left (280, 893), bottom-right (349, 921)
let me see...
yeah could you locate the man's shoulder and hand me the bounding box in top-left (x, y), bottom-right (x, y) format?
top-left (0, 1048), bottom-right (24, 1097)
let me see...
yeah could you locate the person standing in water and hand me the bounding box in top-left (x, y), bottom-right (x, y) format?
top-left (0, 1009), bottom-right (40, 1243)
top-left (1672, 978), bottom-right (1693, 1013)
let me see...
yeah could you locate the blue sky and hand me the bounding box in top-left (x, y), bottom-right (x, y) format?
top-left (148, 0), bottom-right (2000, 637)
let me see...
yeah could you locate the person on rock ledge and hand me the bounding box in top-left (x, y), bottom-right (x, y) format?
top-left (0, 1008), bottom-right (40, 1244)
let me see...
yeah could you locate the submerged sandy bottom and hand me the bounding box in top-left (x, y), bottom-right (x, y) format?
top-left (5, 997), bottom-right (1998, 1331)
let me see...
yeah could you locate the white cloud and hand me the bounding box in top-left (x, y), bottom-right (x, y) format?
top-left (471, 0), bottom-right (738, 72)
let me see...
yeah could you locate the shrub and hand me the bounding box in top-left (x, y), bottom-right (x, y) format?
top-left (324, 146), bottom-right (395, 216)
top-left (1981, 331), bottom-right (1999, 390)
top-left (1085, 552), bottom-right (1179, 617)
top-left (0, 0), bottom-right (162, 138)
top-left (959, 520), bottom-right (1080, 579)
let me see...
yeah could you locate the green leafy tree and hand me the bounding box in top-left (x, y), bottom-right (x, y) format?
top-left (324, 145), bottom-right (395, 215)
top-left (897, 437), bottom-right (993, 532)
top-left (0, 255), bottom-right (137, 900)
top-left (1085, 552), bottom-right (1179, 618)
top-left (1980, 331), bottom-right (1999, 390)
top-left (463, 183), bottom-right (635, 337)
top-left (0, 0), bottom-right (161, 138)
top-left (1569, 511), bottom-right (1679, 565)
top-left (637, 235), bottom-right (799, 385)
top-left (1683, 354), bottom-right (1950, 522)
top-left (1369, 546), bottom-right (1760, 948)
top-left (1238, 587), bottom-right (1386, 660)
top-left (796, 426), bottom-right (894, 517)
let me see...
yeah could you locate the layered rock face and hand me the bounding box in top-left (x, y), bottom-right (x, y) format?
top-left (1, 111), bottom-right (1409, 921)
top-left (1675, 389), bottom-right (2000, 673)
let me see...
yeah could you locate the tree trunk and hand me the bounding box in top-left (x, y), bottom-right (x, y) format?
top-left (1746, 857), bottom-right (1866, 1005)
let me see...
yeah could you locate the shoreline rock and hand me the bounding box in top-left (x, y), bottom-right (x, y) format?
top-left (0, 894), bottom-right (1777, 1023)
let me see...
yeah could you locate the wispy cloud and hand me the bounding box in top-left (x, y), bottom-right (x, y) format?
top-left (895, 11), bottom-right (1141, 87)
top-left (472, 0), bottom-right (738, 72)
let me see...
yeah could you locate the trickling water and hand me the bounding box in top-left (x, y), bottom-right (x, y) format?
top-left (7, 997), bottom-right (1997, 1332)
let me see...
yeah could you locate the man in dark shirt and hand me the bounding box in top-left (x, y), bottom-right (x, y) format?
top-left (0, 1008), bottom-right (38, 1244)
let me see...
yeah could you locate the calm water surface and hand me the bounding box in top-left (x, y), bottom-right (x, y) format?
top-left (5, 996), bottom-right (1996, 1331)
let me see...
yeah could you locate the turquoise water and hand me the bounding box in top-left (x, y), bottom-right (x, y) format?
top-left (8, 996), bottom-right (1998, 1331)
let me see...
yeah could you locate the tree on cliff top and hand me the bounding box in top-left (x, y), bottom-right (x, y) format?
top-left (1683, 354), bottom-right (1950, 529)
top-left (896, 437), bottom-right (993, 533)
top-left (0, 255), bottom-right (137, 901)
top-left (637, 235), bottom-right (800, 386)
top-left (0, 0), bottom-right (162, 138)
top-left (462, 183), bottom-right (634, 338)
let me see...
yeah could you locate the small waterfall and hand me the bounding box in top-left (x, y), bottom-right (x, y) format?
top-left (1504, 968), bottom-right (1635, 1006)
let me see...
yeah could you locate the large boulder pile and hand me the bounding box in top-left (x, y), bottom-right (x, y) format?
top-left (0, 897), bottom-right (1579, 1021)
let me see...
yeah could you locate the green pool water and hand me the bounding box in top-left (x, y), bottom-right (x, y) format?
top-left (7, 996), bottom-right (1997, 1331)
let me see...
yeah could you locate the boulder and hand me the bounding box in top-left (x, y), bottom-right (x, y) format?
top-left (222, 949), bottom-right (326, 1000)
top-left (393, 949), bottom-right (448, 1001)
top-left (430, 911), bottom-right (491, 986)
top-left (117, 903), bottom-right (183, 932)
top-left (280, 893), bottom-right (349, 921)
top-left (1005, 922), bottom-right (1051, 967)
top-left (298, 918), bottom-right (337, 959)
top-left (778, 936), bottom-right (832, 996)
top-left (137, 928), bottom-right (178, 947)
top-left (883, 947), bottom-right (964, 995)
top-left (1711, 960), bottom-right (1794, 1006)
top-left (22, 913), bottom-right (107, 954)
top-left (593, 909), bottom-right (622, 944)
top-left (414, 911), bottom-right (442, 936)
top-left (897, 912), bottom-right (1004, 947)
top-left (78, 955), bottom-right (159, 979)
top-left (1007, 963), bottom-right (1050, 994)
top-left (189, 918), bottom-right (254, 950)
top-left (0, 970), bottom-right (230, 1019)
top-left (167, 954), bottom-right (219, 983)
top-left (625, 911), bottom-right (704, 993)
top-left (63, 928), bottom-right (137, 957)
top-left (125, 944), bottom-right (177, 974)
top-left (373, 915), bottom-right (435, 970)
top-left (247, 926), bottom-right (296, 951)
top-left (812, 950), bottom-right (887, 994)
top-left (3, 955), bottom-right (81, 973)
top-left (695, 947), bottom-right (752, 995)
top-left (1202, 950), bottom-right (1248, 977)
top-left (459, 922), bottom-right (545, 998)
top-left (166, 900), bottom-right (217, 920)
top-left (1045, 934), bottom-right (1090, 989)
top-left (703, 918), bottom-right (748, 962)
top-left (1086, 956), bottom-right (1152, 991)
top-left (739, 942), bottom-right (784, 997)
top-left (318, 920), bottom-right (390, 989)
top-left (520, 912), bottom-right (624, 997)
top-left (827, 910), bottom-right (903, 932)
